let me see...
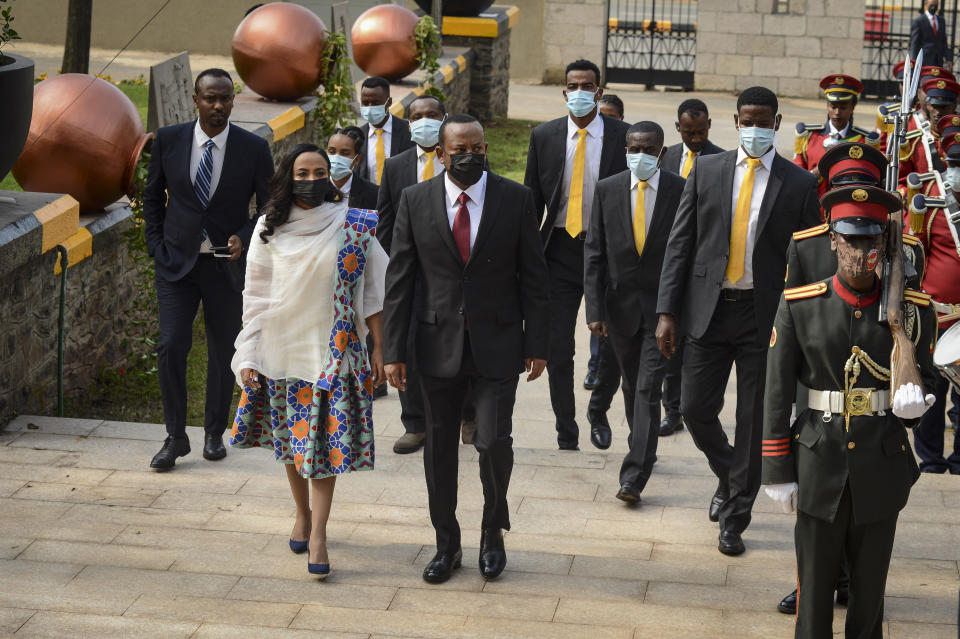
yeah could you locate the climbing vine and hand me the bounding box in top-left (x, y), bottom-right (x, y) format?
top-left (414, 16), bottom-right (446, 101)
top-left (315, 30), bottom-right (356, 142)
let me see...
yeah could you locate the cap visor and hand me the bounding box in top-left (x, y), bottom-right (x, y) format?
top-left (926, 97), bottom-right (955, 105)
top-left (830, 219), bottom-right (887, 235)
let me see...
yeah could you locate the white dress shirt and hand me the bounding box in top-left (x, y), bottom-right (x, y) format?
top-left (827, 121), bottom-right (851, 139)
top-left (724, 145), bottom-right (776, 290)
top-left (338, 174), bottom-right (354, 197)
top-left (365, 115), bottom-right (393, 178)
top-left (444, 171), bottom-right (487, 251)
top-left (417, 145), bottom-right (444, 183)
top-left (555, 114), bottom-right (604, 231)
top-left (677, 142), bottom-right (701, 174)
top-left (630, 169), bottom-right (660, 237)
top-left (927, 10), bottom-right (939, 32)
top-left (190, 121), bottom-right (229, 252)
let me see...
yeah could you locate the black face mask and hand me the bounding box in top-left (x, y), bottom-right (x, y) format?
top-left (930, 3), bottom-right (939, 13)
top-left (292, 178), bottom-right (330, 208)
top-left (446, 153), bottom-right (485, 187)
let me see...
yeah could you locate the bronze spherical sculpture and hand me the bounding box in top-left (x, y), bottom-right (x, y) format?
top-left (351, 5), bottom-right (420, 82)
top-left (12, 74), bottom-right (152, 212)
top-left (232, 2), bottom-right (328, 101)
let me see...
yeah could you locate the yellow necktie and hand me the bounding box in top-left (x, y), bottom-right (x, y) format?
top-left (374, 129), bottom-right (385, 185)
top-left (566, 129), bottom-right (588, 238)
top-left (633, 181), bottom-right (648, 255)
top-left (681, 149), bottom-right (695, 179)
top-left (726, 158), bottom-right (762, 284)
top-left (421, 151), bottom-right (435, 182)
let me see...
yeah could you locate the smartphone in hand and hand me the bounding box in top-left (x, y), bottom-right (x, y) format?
top-left (211, 246), bottom-right (231, 258)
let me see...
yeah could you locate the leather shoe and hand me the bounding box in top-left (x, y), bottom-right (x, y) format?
top-left (479, 529), bottom-right (506, 580)
top-left (616, 482), bottom-right (641, 505)
top-left (461, 420), bottom-right (476, 445)
top-left (202, 433), bottom-right (227, 461)
top-left (583, 370), bottom-right (598, 390)
top-left (150, 436), bottom-right (190, 471)
top-left (373, 383), bottom-right (388, 400)
top-left (588, 412), bottom-right (611, 450)
top-left (718, 530), bottom-right (745, 556)
top-left (393, 432), bottom-right (425, 454)
top-left (709, 484), bottom-right (729, 523)
top-left (658, 414), bottom-right (684, 436)
top-left (423, 548), bottom-right (462, 584)
top-left (836, 581), bottom-right (849, 606)
top-left (777, 589), bottom-right (797, 615)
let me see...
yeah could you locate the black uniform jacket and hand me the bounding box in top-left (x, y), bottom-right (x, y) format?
top-left (382, 172), bottom-right (550, 379)
top-left (584, 168), bottom-right (686, 335)
top-left (662, 139), bottom-right (724, 175)
top-left (785, 223), bottom-right (927, 290)
top-left (347, 174), bottom-right (379, 211)
top-left (762, 275), bottom-right (938, 525)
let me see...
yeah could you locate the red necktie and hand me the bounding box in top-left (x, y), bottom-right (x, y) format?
top-left (933, 15), bottom-right (938, 35)
top-left (453, 192), bottom-right (471, 264)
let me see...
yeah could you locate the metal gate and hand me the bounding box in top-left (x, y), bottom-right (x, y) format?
top-left (603, 0), bottom-right (697, 88)
top-left (862, 1), bottom-right (960, 99)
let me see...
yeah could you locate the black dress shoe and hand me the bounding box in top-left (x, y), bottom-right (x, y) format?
top-left (777, 589), bottom-right (797, 614)
top-left (709, 484), bottom-right (729, 523)
top-left (150, 436), bottom-right (191, 471)
top-left (718, 530), bottom-right (745, 556)
top-left (583, 370), bottom-right (598, 390)
top-left (479, 529), bottom-right (506, 580)
top-left (373, 383), bottom-right (388, 400)
top-left (836, 581), bottom-right (849, 606)
top-left (558, 443), bottom-right (580, 451)
top-left (423, 548), bottom-right (462, 584)
top-left (658, 414), bottom-right (684, 436)
top-left (616, 482), bottom-right (641, 504)
top-left (202, 433), bottom-right (227, 461)
top-left (588, 412), bottom-right (611, 450)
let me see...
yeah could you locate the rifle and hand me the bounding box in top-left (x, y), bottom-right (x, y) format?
top-left (882, 54), bottom-right (927, 397)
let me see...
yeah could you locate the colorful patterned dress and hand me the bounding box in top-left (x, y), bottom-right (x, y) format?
top-left (230, 208), bottom-right (380, 479)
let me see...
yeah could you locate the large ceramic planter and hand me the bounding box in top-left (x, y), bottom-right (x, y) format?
top-left (413, 0), bottom-right (494, 18)
top-left (0, 53), bottom-right (34, 181)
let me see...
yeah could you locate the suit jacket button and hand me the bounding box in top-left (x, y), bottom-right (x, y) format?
top-left (901, 444), bottom-right (906, 452)
top-left (847, 441), bottom-right (856, 450)
top-left (458, 307), bottom-right (464, 314)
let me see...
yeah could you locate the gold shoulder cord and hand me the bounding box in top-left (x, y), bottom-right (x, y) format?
top-left (843, 346), bottom-right (891, 431)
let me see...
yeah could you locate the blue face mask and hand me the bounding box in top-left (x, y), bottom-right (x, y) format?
top-left (626, 152), bottom-right (660, 181)
top-left (566, 89), bottom-right (598, 118)
top-left (328, 154), bottom-right (355, 180)
top-left (360, 104), bottom-right (387, 126)
top-left (739, 125), bottom-right (776, 158)
top-left (410, 117), bottom-right (442, 148)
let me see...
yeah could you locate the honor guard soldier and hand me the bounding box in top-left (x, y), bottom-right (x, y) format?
top-left (762, 185), bottom-right (938, 639)
top-left (905, 131), bottom-right (960, 472)
top-left (876, 60), bottom-right (917, 149)
top-left (793, 75), bottom-right (881, 201)
top-left (900, 76), bottom-right (960, 184)
top-left (903, 112), bottom-right (960, 200)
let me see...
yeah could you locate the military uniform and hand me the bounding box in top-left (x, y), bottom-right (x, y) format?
top-left (763, 186), bottom-right (938, 639)
top-left (898, 72), bottom-right (959, 186)
top-left (874, 59), bottom-right (916, 151)
top-left (793, 75), bottom-right (881, 204)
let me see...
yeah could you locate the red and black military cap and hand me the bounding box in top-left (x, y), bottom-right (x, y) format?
top-left (922, 77), bottom-right (960, 106)
top-left (821, 185), bottom-right (900, 236)
top-left (818, 142), bottom-right (887, 188)
top-left (819, 74), bottom-right (863, 102)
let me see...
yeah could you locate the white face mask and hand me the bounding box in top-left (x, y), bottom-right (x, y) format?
top-left (944, 166), bottom-right (960, 191)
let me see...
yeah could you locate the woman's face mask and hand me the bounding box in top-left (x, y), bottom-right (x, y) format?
top-left (327, 154), bottom-right (356, 181)
top-left (292, 178), bottom-right (331, 209)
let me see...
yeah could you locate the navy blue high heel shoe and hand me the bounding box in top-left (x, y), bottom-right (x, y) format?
top-left (308, 561), bottom-right (331, 579)
top-left (289, 539), bottom-right (309, 554)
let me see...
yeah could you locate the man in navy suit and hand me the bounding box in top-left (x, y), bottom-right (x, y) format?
top-left (143, 68), bottom-right (274, 471)
top-left (911, 0), bottom-right (953, 70)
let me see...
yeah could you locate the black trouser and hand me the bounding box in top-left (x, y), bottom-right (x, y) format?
top-left (913, 325), bottom-right (960, 472)
top-left (609, 323), bottom-right (666, 490)
top-left (544, 232), bottom-right (585, 448)
top-left (661, 337), bottom-right (684, 420)
top-left (155, 255), bottom-right (242, 439)
top-left (680, 294), bottom-right (765, 534)
top-left (587, 336), bottom-right (621, 418)
top-left (399, 319), bottom-right (426, 434)
top-left (795, 486), bottom-right (897, 639)
top-left (420, 335), bottom-right (518, 554)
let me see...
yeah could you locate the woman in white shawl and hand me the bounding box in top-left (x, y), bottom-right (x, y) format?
top-left (230, 143), bottom-right (387, 579)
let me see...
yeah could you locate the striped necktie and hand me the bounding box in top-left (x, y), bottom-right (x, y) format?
top-left (194, 139), bottom-right (215, 208)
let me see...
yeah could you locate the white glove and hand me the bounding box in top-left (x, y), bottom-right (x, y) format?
top-left (892, 383), bottom-right (936, 420)
top-left (764, 482), bottom-right (798, 514)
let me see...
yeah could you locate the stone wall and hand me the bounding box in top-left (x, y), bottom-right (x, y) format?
top-left (695, 0), bottom-right (865, 98)
top-left (540, 0), bottom-right (605, 84)
top-left (444, 35), bottom-right (510, 120)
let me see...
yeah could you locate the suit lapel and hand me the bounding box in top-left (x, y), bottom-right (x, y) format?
top-left (720, 151), bottom-right (737, 234)
top-left (756, 154), bottom-right (786, 239)
top-left (206, 124), bottom-right (238, 208)
top-left (432, 177), bottom-right (463, 265)
top-left (178, 122), bottom-right (198, 203)
top-left (466, 173), bottom-right (501, 267)
top-left (615, 173), bottom-right (637, 259)
top-left (403, 148), bottom-right (418, 189)
top-left (645, 174), bottom-right (675, 254)
top-left (545, 119), bottom-right (568, 212)
top-left (598, 115), bottom-right (620, 179)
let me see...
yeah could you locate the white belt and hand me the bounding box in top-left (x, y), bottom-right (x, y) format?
top-left (808, 388), bottom-right (890, 416)
top-left (932, 300), bottom-right (960, 315)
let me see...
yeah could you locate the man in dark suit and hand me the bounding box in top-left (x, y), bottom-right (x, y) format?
top-left (659, 98), bottom-right (724, 438)
top-left (326, 125), bottom-right (379, 210)
top-left (584, 121), bottom-right (685, 503)
top-left (655, 86), bottom-right (820, 555)
top-left (357, 76), bottom-right (414, 185)
top-left (375, 95), bottom-right (448, 455)
top-left (524, 59), bottom-right (631, 451)
top-left (383, 114), bottom-right (550, 584)
top-left (911, 0), bottom-right (953, 70)
top-left (143, 68), bottom-right (274, 470)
